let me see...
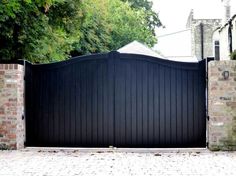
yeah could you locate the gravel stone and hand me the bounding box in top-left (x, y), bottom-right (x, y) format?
top-left (0, 150), bottom-right (236, 176)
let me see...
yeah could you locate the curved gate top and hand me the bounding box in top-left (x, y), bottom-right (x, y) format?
top-left (25, 51), bottom-right (206, 147)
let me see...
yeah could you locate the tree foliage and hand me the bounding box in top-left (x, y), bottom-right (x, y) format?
top-left (0, 0), bottom-right (161, 63)
top-left (108, 0), bottom-right (157, 49)
top-left (72, 0), bottom-right (158, 56)
top-left (121, 0), bottom-right (162, 34)
top-left (0, 0), bottom-right (83, 62)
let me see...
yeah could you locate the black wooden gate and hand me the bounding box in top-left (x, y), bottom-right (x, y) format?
top-left (25, 52), bottom-right (206, 147)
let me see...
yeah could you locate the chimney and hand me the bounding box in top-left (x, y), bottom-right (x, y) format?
top-left (222, 0), bottom-right (231, 24)
top-left (186, 9), bottom-right (194, 28)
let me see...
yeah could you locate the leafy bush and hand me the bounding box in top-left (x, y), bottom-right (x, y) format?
top-left (230, 50), bottom-right (236, 60)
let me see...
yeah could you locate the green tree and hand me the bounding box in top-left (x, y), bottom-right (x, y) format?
top-left (121, 0), bottom-right (162, 34)
top-left (122, 0), bottom-right (153, 9)
top-left (71, 0), bottom-right (112, 56)
top-left (71, 0), bottom-right (158, 56)
top-left (0, 0), bottom-right (83, 62)
top-left (108, 0), bottom-right (157, 49)
top-left (0, 0), bottom-right (161, 63)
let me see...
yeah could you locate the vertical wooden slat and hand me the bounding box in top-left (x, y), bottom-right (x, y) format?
top-left (153, 64), bottom-right (160, 146)
top-left (107, 55), bottom-right (114, 146)
top-left (43, 71), bottom-right (49, 145)
top-left (165, 67), bottom-right (171, 146)
top-left (199, 61), bottom-right (206, 145)
top-left (148, 63), bottom-right (154, 146)
top-left (182, 70), bottom-right (188, 144)
top-left (193, 71), bottom-right (199, 144)
top-left (91, 61), bottom-right (97, 145)
top-left (48, 70), bottom-right (54, 145)
top-left (103, 61), bottom-right (109, 146)
top-left (33, 69), bottom-right (39, 145)
top-left (74, 64), bottom-right (78, 145)
top-left (115, 58), bottom-right (127, 146)
top-left (170, 68), bottom-right (177, 145)
top-left (131, 61), bottom-right (137, 145)
top-left (142, 61), bottom-right (148, 146)
top-left (81, 64), bottom-right (87, 145)
top-left (77, 64), bottom-right (82, 145)
top-left (27, 67), bottom-right (32, 145)
top-left (159, 65), bottom-right (165, 146)
top-left (86, 62), bottom-right (92, 146)
top-left (136, 61), bottom-right (142, 146)
top-left (85, 64), bottom-right (89, 145)
top-left (122, 61), bottom-right (126, 146)
top-left (65, 66), bottom-right (70, 145)
top-left (54, 69), bottom-right (59, 145)
top-left (70, 64), bottom-right (76, 145)
top-left (187, 71), bottom-right (194, 144)
top-left (176, 69), bottom-right (182, 146)
top-left (125, 62), bottom-right (132, 145)
top-left (101, 63), bottom-right (105, 145)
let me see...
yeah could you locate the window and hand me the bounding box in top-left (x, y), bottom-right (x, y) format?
top-left (214, 41), bottom-right (220, 60)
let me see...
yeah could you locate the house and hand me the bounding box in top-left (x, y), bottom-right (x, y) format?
top-left (186, 10), bottom-right (221, 60)
top-left (118, 40), bottom-right (198, 62)
top-left (118, 40), bottom-right (164, 58)
top-left (212, 0), bottom-right (236, 60)
top-left (153, 28), bottom-right (195, 62)
top-left (154, 10), bottom-right (221, 62)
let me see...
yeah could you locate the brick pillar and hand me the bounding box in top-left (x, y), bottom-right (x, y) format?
top-left (0, 64), bottom-right (25, 150)
top-left (208, 61), bottom-right (236, 151)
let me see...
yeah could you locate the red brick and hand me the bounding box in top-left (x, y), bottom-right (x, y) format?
top-left (2, 121), bottom-right (11, 125)
top-left (14, 64), bottom-right (18, 69)
top-left (8, 134), bottom-right (16, 139)
top-left (10, 143), bottom-right (16, 148)
top-left (226, 102), bottom-right (236, 108)
top-left (211, 87), bottom-right (217, 91)
top-left (0, 129), bottom-right (6, 133)
top-left (6, 84), bottom-right (16, 88)
top-left (9, 98), bottom-right (17, 102)
top-left (10, 124), bottom-right (16, 128)
top-left (1, 139), bottom-right (9, 142)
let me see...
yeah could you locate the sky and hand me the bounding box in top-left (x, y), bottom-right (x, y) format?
top-left (152, 0), bottom-right (236, 35)
top-left (151, 0), bottom-right (236, 58)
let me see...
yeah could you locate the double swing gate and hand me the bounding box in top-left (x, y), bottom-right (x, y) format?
top-left (25, 51), bottom-right (206, 147)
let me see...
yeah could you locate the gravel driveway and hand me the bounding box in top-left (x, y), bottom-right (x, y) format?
top-left (0, 149), bottom-right (236, 176)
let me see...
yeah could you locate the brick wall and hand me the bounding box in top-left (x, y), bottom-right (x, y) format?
top-left (0, 64), bottom-right (24, 150)
top-left (208, 60), bottom-right (236, 150)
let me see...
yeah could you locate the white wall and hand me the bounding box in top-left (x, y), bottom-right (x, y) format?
top-left (153, 29), bottom-right (192, 58)
top-left (232, 17), bottom-right (236, 52)
top-left (219, 25), bottom-right (230, 60)
top-left (219, 17), bottom-right (236, 60)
